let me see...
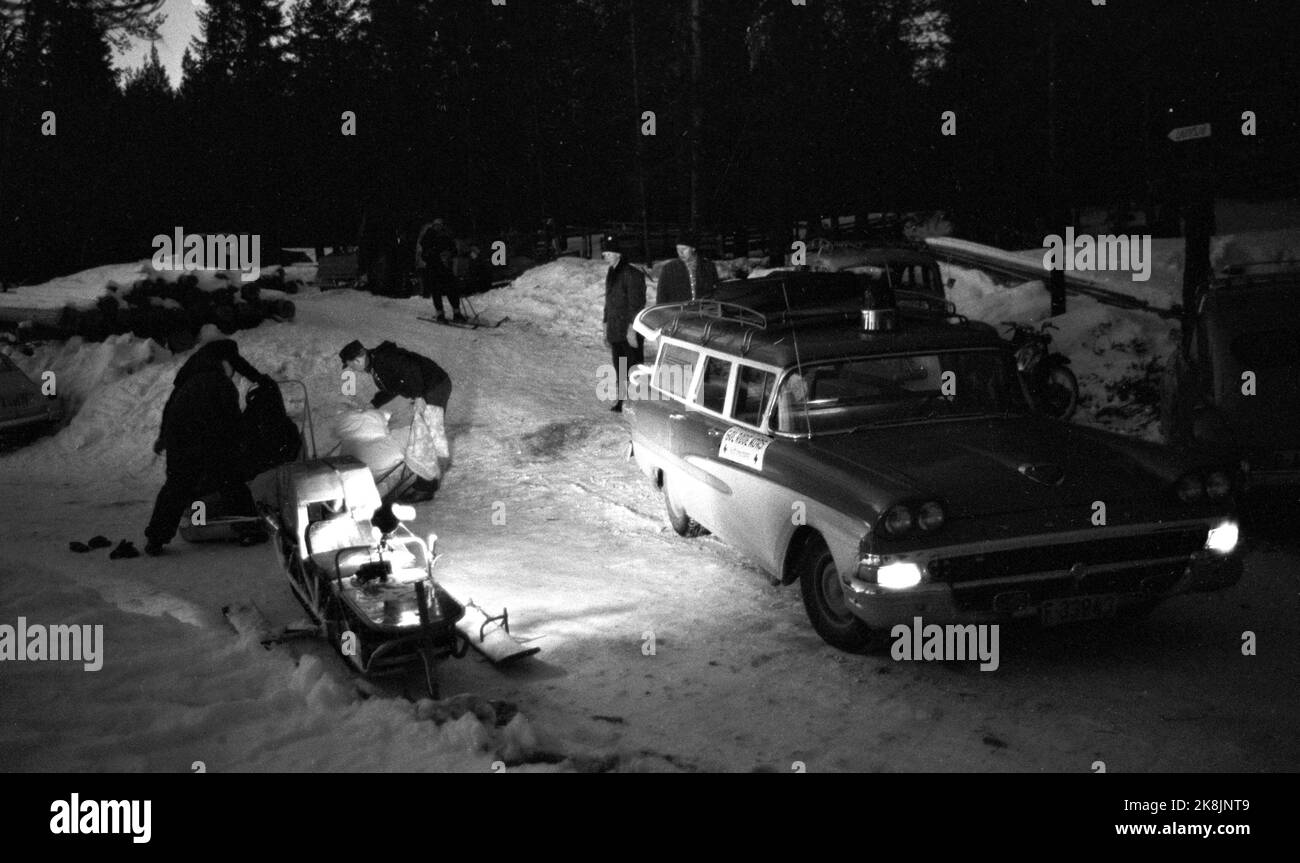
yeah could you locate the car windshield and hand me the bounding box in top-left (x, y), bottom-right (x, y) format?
top-left (773, 349), bottom-right (1025, 435)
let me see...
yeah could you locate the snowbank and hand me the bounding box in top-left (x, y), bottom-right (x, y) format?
top-left (0, 260), bottom-right (311, 326)
top-left (475, 257), bottom-right (658, 343)
top-left (945, 262), bottom-right (1172, 440)
top-left (4, 331), bottom-right (167, 418)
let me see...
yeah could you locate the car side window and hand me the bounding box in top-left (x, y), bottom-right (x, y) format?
top-left (653, 343), bottom-right (699, 400)
top-left (733, 366), bottom-right (776, 427)
top-left (698, 356), bottom-right (732, 414)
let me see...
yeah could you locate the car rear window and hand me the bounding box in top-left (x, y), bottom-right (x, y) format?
top-left (733, 366), bottom-right (775, 426)
top-left (1231, 331), bottom-right (1300, 369)
top-left (654, 343), bottom-right (699, 400)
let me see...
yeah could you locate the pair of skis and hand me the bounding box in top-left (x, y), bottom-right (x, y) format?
top-left (417, 297), bottom-right (509, 330)
top-left (418, 315), bottom-right (508, 330)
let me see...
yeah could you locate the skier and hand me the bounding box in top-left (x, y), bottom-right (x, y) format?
top-left (339, 340), bottom-right (452, 503)
top-left (421, 218), bottom-right (465, 323)
top-left (601, 234), bottom-right (646, 413)
top-left (655, 230), bottom-right (718, 304)
top-left (144, 339), bottom-right (271, 556)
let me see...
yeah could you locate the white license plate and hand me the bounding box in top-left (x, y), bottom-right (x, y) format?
top-left (1040, 594), bottom-right (1118, 627)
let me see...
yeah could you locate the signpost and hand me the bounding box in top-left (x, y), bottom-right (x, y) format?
top-left (1169, 122), bottom-right (1214, 317)
top-left (1167, 123), bottom-right (1212, 143)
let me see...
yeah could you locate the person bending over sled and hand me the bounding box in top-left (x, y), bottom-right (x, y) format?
top-left (144, 339), bottom-right (272, 556)
top-left (339, 339), bottom-right (451, 503)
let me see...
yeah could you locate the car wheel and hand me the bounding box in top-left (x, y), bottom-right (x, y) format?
top-left (797, 535), bottom-right (875, 652)
top-left (663, 474), bottom-right (703, 537)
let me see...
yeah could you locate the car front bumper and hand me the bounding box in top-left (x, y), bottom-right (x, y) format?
top-left (840, 523), bottom-right (1243, 629)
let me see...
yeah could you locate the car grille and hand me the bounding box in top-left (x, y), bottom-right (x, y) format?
top-left (949, 562), bottom-right (1187, 612)
top-left (928, 529), bottom-right (1207, 587)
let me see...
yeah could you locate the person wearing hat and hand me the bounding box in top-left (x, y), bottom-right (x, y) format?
top-left (601, 234), bottom-right (647, 413)
top-left (655, 230), bottom-right (718, 305)
top-left (339, 340), bottom-right (451, 502)
top-left (144, 339), bottom-right (272, 555)
top-left (419, 218), bottom-right (465, 323)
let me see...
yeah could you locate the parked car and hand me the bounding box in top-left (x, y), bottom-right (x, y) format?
top-left (628, 272), bottom-right (1243, 651)
top-left (1161, 266), bottom-right (1300, 491)
top-left (0, 351), bottom-right (63, 440)
top-left (808, 240), bottom-right (950, 300)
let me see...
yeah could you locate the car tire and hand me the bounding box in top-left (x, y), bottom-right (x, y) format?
top-left (797, 535), bottom-right (875, 652)
top-left (663, 474), bottom-right (703, 538)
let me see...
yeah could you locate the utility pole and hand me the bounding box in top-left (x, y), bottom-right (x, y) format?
top-left (689, 0), bottom-right (702, 231)
top-left (630, 1), bottom-right (651, 262)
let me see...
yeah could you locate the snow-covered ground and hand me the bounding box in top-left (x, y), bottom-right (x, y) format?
top-left (2, 252), bottom-right (1297, 772)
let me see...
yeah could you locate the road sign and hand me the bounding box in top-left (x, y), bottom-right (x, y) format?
top-left (1168, 123), bottom-right (1212, 142)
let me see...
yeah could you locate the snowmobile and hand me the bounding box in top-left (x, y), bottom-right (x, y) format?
top-left (211, 381), bottom-right (538, 695)
top-left (269, 456), bottom-right (466, 694)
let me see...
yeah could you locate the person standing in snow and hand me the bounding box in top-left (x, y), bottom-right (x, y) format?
top-left (655, 230), bottom-right (718, 305)
top-left (601, 234), bottom-right (647, 413)
top-left (144, 339), bottom-right (271, 556)
top-left (461, 241), bottom-right (493, 297)
top-left (421, 218), bottom-right (465, 324)
top-left (413, 219), bottom-right (435, 296)
top-left (339, 340), bottom-right (452, 503)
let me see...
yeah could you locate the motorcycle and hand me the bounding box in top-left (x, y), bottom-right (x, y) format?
top-left (1002, 321), bottom-right (1078, 420)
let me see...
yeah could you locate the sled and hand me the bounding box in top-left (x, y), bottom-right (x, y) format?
top-left (217, 381), bottom-right (538, 694)
top-left (456, 601), bottom-right (541, 665)
top-left (269, 456), bottom-right (467, 696)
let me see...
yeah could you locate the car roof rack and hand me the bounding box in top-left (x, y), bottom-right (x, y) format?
top-left (661, 299), bottom-right (770, 333)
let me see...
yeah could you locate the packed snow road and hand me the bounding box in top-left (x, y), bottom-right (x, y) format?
top-left (2, 260), bottom-right (1297, 772)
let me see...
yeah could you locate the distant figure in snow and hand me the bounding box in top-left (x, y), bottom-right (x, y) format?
top-left (413, 219), bottom-right (435, 295)
top-left (144, 339), bottom-right (271, 556)
top-left (655, 230), bottom-right (718, 305)
top-left (460, 241), bottom-right (493, 297)
top-left (421, 218), bottom-right (465, 323)
top-left (601, 234), bottom-right (647, 413)
top-left (339, 340), bottom-right (451, 503)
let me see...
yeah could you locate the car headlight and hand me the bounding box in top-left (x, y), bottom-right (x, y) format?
top-left (881, 504), bottom-right (914, 536)
top-left (1204, 470), bottom-right (1232, 500)
top-left (1205, 521), bottom-right (1238, 554)
top-left (916, 501), bottom-right (946, 531)
top-left (877, 561), bottom-right (922, 590)
top-left (1175, 472), bottom-right (1204, 503)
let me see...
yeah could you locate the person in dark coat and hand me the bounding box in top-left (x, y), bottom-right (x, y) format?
top-left (340, 340), bottom-right (452, 502)
top-left (421, 218), bottom-right (465, 323)
top-left (144, 339), bottom-right (270, 555)
top-left (460, 241), bottom-right (493, 296)
top-left (601, 234), bottom-right (647, 413)
top-left (655, 230), bottom-right (718, 305)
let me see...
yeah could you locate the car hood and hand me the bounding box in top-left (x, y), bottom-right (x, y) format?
top-left (807, 415), bottom-right (1181, 518)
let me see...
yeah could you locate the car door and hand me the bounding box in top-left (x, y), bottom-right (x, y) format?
top-left (700, 363), bottom-right (792, 564)
top-left (634, 341), bottom-right (703, 486)
top-left (668, 353), bottom-right (736, 532)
